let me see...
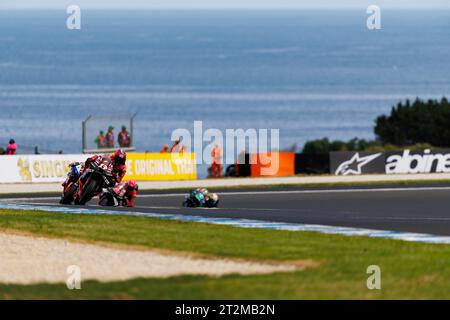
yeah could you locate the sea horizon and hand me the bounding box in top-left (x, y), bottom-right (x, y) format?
top-left (0, 9), bottom-right (449, 158)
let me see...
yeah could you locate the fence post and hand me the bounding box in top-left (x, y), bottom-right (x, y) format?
top-left (130, 112), bottom-right (138, 149)
top-left (82, 115), bottom-right (92, 153)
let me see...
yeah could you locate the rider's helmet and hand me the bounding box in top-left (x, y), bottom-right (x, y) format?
top-left (112, 149), bottom-right (126, 166)
top-left (196, 187), bottom-right (209, 196)
top-left (70, 162), bottom-right (81, 176)
top-left (127, 180), bottom-right (137, 191)
top-left (207, 193), bottom-right (219, 207)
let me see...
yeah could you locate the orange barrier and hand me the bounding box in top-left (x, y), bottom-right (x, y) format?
top-left (250, 152), bottom-right (295, 177)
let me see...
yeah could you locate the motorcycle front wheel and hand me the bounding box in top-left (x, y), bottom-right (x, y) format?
top-left (60, 184), bottom-right (78, 205)
top-left (99, 193), bottom-right (115, 206)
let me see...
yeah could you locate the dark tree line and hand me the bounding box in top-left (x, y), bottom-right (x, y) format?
top-left (302, 97), bottom-right (449, 153)
top-left (375, 97), bottom-right (450, 147)
top-left (302, 137), bottom-right (380, 154)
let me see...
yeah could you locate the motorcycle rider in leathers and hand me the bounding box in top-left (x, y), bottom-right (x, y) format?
top-left (100, 180), bottom-right (138, 207)
top-left (62, 149), bottom-right (127, 199)
top-left (84, 149), bottom-right (127, 183)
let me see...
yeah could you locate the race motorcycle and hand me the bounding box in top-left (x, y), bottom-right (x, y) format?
top-left (75, 156), bottom-right (116, 205)
top-left (60, 156), bottom-right (116, 205)
top-left (183, 190), bottom-right (207, 208)
top-left (60, 163), bottom-right (83, 205)
top-left (183, 188), bottom-right (219, 208)
top-left (99, 183), bottom-right (133, 207)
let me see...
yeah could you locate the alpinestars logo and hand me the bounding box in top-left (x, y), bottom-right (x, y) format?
top-left (335, 153), bottom-right (382, 175)
top-left (386, 149), bottom-right (450, 174)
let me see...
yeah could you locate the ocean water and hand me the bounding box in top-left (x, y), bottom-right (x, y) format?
top-left (0, 9), bottom-right (449, 156)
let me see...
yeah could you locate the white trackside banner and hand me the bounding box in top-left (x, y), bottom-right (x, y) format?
top-left (0, 154), bottom-right (93, 183)
top-left (331, 149), bottom-right (450, 175)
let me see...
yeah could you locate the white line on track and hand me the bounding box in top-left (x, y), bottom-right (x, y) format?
top-left (1, 196), bottom-right (61, 202)
top-left (3, 185), bottom-right (450, 202)
top-left (211, 186), bottom-right (450, 196)
top-left (10, 202), bottom-right (58, 206)
top-left (135, 205), bottom-right (281, 211)
top-left (21, 204), bottom-right (449, 219)
top-left (360, 216), bottom-right (450, 221)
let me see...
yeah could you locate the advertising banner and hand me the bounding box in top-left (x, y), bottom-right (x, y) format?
top-left (331, 149), bottom-right (450, 175)
top-left (0, 152), bottom-right (197, 183)
top-left (124, 153), bottom-right (197, 181)
top-left (0, 154), bottom-right (93, 183)
top-left (250, 152), bottom-right (295, 177)
top-left (385, 149), bottom-right (450, 174)
top-left (295, 153), bottom-right (330, 174)
top-left (330, 151), bottom-right (385, 175)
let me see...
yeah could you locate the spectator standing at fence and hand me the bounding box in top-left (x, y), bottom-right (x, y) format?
top-left (170, 138), bottom-right (183, 153)
top-left (160, 144), bottom-right (169, 153)
top-left (5, 139), bottom-right (17, 155)
top-left (210, 143), bottom-right (223, 178)
top-left (106, 126), bottom-right (115, 148)
top-left (118, 125), bottom-right (131, 148)
top-left (95, 130), bottom-right (107, 149)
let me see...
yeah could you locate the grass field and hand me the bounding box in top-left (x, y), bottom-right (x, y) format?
top-left (1, 208), bottom-right (449, 299)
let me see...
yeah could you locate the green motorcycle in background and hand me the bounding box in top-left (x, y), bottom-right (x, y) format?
top-left (183, 188), bottom-right (219, 208)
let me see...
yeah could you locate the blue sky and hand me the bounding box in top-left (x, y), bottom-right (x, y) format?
top-left (1, 0), bottom-right (449, 9)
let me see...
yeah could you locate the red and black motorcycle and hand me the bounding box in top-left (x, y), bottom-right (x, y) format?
top-left (76, 156), bottom-right (116, 205)
top-left (60, 162), bottom-right (83, 205)
top-left (60, 156), bottom-right (117, 205)
top-left (99, 181), bottom-right (138, 207)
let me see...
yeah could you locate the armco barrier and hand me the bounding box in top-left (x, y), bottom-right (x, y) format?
top-left (0, 152), bottom-right (197, 183)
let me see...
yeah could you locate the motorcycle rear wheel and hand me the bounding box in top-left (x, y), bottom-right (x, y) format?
top-left (78, 179), bottom-right (99, 205)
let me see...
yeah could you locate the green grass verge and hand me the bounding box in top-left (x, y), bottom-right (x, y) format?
top-left (0, 209), bottom-right (449, 299)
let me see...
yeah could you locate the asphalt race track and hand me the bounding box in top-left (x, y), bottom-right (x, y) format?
top-left (3, 184), bottom-right (450, 236)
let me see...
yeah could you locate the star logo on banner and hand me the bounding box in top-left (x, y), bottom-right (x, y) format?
top-left (335, 153), bottom-right (382, 175)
